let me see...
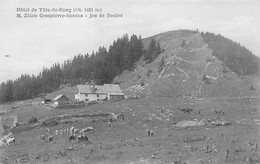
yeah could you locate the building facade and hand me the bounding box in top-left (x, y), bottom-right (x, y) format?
top-left (75, 84), bottom-right (125, 102)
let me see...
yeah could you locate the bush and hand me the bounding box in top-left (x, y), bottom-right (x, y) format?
top-left (3, 124), bottom-right (10, 131)
top-left (223, 66), bottom-right (228, 73)
top-left (250, 84), bottom-right (256, 91)
top-left (28, 117), bottom-right (38, 124)
top-left (87, 101), bottom-right (98, 106)
top-left (158, 56), bottom-right (165, 73)
top-left (202, 74), bottom-right (211, 84)
top-left (181, 40), bottom-right (185, 47)
top-left (42, 119), bottom-right (58, 126)
top-left (147, 70), bottom-right (152, 77)
top-left (206, 57), bottom-right (213, 63)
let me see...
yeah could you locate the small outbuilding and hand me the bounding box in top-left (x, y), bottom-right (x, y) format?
top-left (104, 84), bottom-right (125, 101)
top-left (53, 94), bottom-right (69, 105)
top-left (41, 98), bottom-right (52, 105)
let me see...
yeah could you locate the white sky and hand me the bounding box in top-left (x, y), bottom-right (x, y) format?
top-left (0, 0), bottom-right (259, 83)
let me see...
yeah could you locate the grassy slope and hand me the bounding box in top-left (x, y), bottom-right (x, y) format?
top-left (0, 96), bottom-right (259, 163)
top-left (116, 30), bottom-right (259, 100)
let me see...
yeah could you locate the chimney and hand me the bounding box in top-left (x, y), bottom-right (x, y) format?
top-left (91, 80), bottom-right (96, 90)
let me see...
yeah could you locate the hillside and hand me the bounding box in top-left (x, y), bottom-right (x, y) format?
top-left (0, 30), bottom-right (259, 164)
top-left (115, 30), bottom-right (259, 99)
top-left (0, 30), bottom-right (259, 103)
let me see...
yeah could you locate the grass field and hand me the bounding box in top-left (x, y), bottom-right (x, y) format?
top-left (0, 96), bottom-right (259, 164)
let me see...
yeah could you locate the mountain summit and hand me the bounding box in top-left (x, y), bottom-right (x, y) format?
top-left (115, 30), bottom-right (258, 99)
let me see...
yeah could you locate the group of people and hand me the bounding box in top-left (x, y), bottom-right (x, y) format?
top-left (147, 129), bottom-right (154, 137)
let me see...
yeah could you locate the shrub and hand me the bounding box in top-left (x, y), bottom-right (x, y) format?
top-left (181, 40), bottom-right (185, 47)
top-left (206, 57), bottom-right (213, 63)
top-left (202, 74), bottom-right (211, 84)
top-left (147, 70), bottom-right (152, 77)
top-left (42, 119), bottom-right (58, 126)
top-left (250, 84), bottom-right (256, 91)
top-left (87, 101), bottom-right (98, 106)
top-left (28, 117), bottom-right (38, 124)
top-left (158, 56), bottom-right (165, 73)
top-left (3, 124), bottom-right (10, 131)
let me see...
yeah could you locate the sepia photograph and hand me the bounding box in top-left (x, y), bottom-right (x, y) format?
top-left (0, 0), bottom-right (259, 163)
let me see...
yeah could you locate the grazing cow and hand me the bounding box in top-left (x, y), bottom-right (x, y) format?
top-left (184, 108), bottom-right (193, 114)
top-left (81, 127), bottom-right (94, 133)
top-left (0, 140), bottom-right (5, 147)
top-left (178, 107), bottom-right (193, 114)
top-left (7, 132), bottom-right (13, 138)
top-left (74, 129), bottom-right (79, 134)
top-left (46, 128), bottom-right (50, 134)
top-left (6, 138), bottom-right (15, 146)
top-left (41, 135), bottom-right (46, 141)
top-left (116, 113), bottom-right (124, 121)
top-left (178, 107), bottom-right (185, 112)
top-left (1, 134), bottom-right (11, 141)
top-left (68, 135), bottom-right (76, 142)
top-left (150, 131), bottom-right (154, 137)
top-left (111, 113), bottom-right (117, 121)
top-left (215, 109), bottom-right (225, 115)
top-left (78, 135), bottom-right (88, 142)
top-left (48, 136), bottom-right (53, 142)
top-left (55, 130), bottom-right (59, 135)
top-left (80, 129), bottom-right (85, 135)
top-left (0, 138), bottom-right (7, 146)
top-left (70, 127), bottom-right (75, 134)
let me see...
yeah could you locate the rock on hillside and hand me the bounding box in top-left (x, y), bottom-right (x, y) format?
top-left (115, 30), bottom-right (258, 99)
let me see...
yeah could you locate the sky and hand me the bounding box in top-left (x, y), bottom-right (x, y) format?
top-left (0, 0), bottom-right (259, 83)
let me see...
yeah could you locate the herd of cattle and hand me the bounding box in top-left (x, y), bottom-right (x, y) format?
top-left (177, 107), bottom-right (194, 114)
top-left (41, 126), bottom-right (94, 143)
top-left (177, 107), bottom-right (225, 116)
top-left (0, 126), bottom-right (95, 148)
top-left (0, 109), bottom-right (225, 149)
top-left (0, 112), bottom-right (124, 149)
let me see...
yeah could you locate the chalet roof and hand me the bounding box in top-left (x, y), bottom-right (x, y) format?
top-left (53, 94), bottom-right (69, 101)
top-left (77, 84), bottom-right (124, 95)
top-left (77, 85), bottom-right (107, 94)
top-left (104, 84), bottom-right (124, 94)
top-left (45, 86), bottom-right (77, 100)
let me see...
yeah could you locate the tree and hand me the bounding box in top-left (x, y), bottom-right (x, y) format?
top-left (181, 40), bottom-right (185, 47)
top-left (144, 39), bottom-right (162, 63)
top-left (0, 33), bottom-right (145, 103)
top-left (158, 56), bottom-right (165, 73)
top-left (202, 32), bottom-right (259, 76)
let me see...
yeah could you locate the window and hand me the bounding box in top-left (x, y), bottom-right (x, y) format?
top-left (97, 94), bottom-right (99, 97)
top-left (85, 93), bottom-right (88, 96)
top-left (85, 99), bottom-right (89, 101)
